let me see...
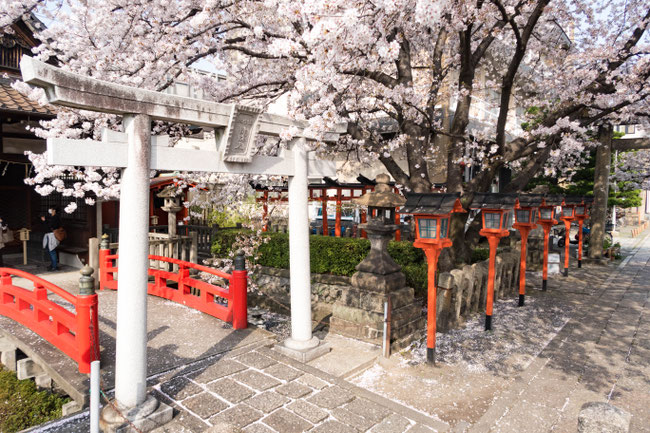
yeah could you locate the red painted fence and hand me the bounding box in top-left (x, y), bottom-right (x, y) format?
top-left (0, 268), bottom-right (99, 374)
top-left (99, 248), bottom-right (248, 329)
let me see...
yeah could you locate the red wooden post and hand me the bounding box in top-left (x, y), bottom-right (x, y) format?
top-left (335, 189), bottom-right (342, 237)
top-left (541, 224), bottom-right (551, 291)
top-left (424, 247), bottom-right (440, 363)
top-left (563, 218), bottom-right (571, 275)
top-left (483, 235), bottom-right (502, 330)
top-left (512, 202), bottom-right (536, 307)
top-left (537, 202), bottom-right (557, 292)
top-left (517, 226), bottom-right (531, 305)
top-left (178, 265), bottom-right (190, 294)
top-left (394, 209), bottom-right (401, 241)
top-left (559, 202), bottom-right (576, 277)
top-left (77, 266), bottom-right (99, 374)
top-left (33, 283), bottom-right (47, 322)
top-left (232, 252), bottom-right (248, 330)
top-left (262, 191), bottom-right (269, 232)
top-left (322, 188), bottom-right (329, 236)
top-left (577, 219), bottom-right (584, 268)
top-left (98, 238), bottom-right (113, 291)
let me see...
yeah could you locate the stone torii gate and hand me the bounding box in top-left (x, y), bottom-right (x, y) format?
top-left (20, 56), bottom-right (342, 431)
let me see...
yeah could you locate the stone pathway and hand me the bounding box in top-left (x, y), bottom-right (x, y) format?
top-left (146, 344), bottom-right (446, 432)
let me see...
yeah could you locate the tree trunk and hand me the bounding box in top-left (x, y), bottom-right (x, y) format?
top-left (589, 124), bottom-right (612, 259)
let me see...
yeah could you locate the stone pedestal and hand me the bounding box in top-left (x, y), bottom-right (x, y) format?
top-left (329, 221), bottom-right (425, 350)
top-left (100, 395), bottom-right (173, 433)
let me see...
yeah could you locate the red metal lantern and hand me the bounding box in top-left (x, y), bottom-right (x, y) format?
top-left (472, 193), bottom-right (517, 331)
top-left (536, 198), bottom-right (559, 291)
top-left (513, 197), bottom-right (538, 307)
top-left (402, 193), bottom-right (465, 364)
top-left (559, 200), bottom-right (576, 276)
top-left (565, 197), bottom-right (591, 268)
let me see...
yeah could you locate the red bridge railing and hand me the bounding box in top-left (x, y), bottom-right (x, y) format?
top-left (0, 268), bottom-right (99, 374)
top-left (99, 246), bottom-right (248, 329)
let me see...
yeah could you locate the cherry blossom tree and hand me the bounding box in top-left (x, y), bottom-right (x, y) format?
top-left (2, 0), bottom-right (650, 260)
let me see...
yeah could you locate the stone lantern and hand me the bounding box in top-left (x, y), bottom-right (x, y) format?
top-left (349, 174), bottom-right (406, 291)
top-left (329, 174), bottom-right (425, 352)
top-left (157, 185), bottom-right (183, 237)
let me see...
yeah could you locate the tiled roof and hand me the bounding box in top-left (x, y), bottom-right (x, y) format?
top-left (470, 192), bottom-right (518, 209)
top-left (401, 193), bottom-right (461, 214)
top-left (0, 77), bottom-right (55, 116)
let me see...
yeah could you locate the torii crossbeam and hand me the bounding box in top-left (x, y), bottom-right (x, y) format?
top-left (20, 56), bottom-right (340, 431)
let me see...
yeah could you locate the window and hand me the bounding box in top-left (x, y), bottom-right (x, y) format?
top-left (539, 208), bottom-right (553, 220)
top-left (440, 218), bottom-right (448, 238)
top-left (502, 212), bottom-right (511, 229)
top-left (419, 218), bottom-right (437, 239)
top-left (484, 212), bottom-right (501, 229)
top-left (516, 210), bottom-right (530, 223)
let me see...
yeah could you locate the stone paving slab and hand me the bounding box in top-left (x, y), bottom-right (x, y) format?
top-left (138, 342), bottom-right (450, 432)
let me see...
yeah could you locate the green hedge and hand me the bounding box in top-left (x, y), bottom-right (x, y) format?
top-left (211, 230), bottom-right (497, 298)
top-left (0, 366), bottom-right (70, 432)
top-left (212, 231), bottom-right (428, 296)
top-left (471, 247), bottom-right (490, 263)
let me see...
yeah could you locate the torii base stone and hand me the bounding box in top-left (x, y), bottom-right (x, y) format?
top-left (100, 395), bottom-right (173, 433)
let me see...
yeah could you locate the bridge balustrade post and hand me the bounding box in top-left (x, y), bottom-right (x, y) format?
top-left (33, 283), bottom-right (48, 322)
top-left (1, 270), bottom-right (11, 287)
top-left (99, 235), bottom-right (111, 291)
top-left (232, 250), bottom-right (248, 330)
top-left (77, 265), bottom-right (99, 374)
top-left (178, 265), bottom-right (190, 295)
top-left (190, 232), bottom-right (198, 264)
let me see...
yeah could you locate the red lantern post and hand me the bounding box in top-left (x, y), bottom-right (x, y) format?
top-left (402, 194), bottom-right (465, 364)
top-left (335, 189), bottom-right (342, 237)
top-left (322, 188), bottom-right (329, 236)
top-left (573, 201), bottom-right (589, 268)
top-left (559, 200), bottom-right (576, 277)
top-left (512, 198), bottom-right (538, 307)
top-left (472, 192), bottom-right (516, 330)
top-left (479, 210), bottom-right (510, 330)
top-left (262, 190), bottom-right (269, 232)
top-left (536, 199), bottom-right (558, 291)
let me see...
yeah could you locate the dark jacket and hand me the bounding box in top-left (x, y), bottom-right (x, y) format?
top-left (44, 213), bottom-right (62, 232)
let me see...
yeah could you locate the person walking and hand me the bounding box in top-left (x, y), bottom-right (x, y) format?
top-left (41, 206), bottom-right (62, 233)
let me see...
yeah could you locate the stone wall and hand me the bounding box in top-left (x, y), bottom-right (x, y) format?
top-left (250, 266), bottom-right (351, 313)
top-left (251, 244), bottom-right (530, 335)
top-left (435, 250), bottom-right (521, 332)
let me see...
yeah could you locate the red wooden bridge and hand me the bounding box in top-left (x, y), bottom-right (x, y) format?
top-left (98, 247), bottom-right (248, 330)
top-left (0, 251), bottom-right (248, 378)
top-left (0, 268), bottom-right (99, 374)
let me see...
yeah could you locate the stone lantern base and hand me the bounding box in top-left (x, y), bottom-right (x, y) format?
top-left (329, 285), bottom-right (425, 351)
top-left (329, 221), bottom-right (426, 351)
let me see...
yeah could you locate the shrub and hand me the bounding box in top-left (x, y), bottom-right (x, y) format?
top-left (211, 228), bottom-right (253, 257)
top-left (212, 231), bottom-right (429, 296)
top-left (0, 366), bottom-right (70, 432)
top-left (471, 247), bottom-right (490, 263)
